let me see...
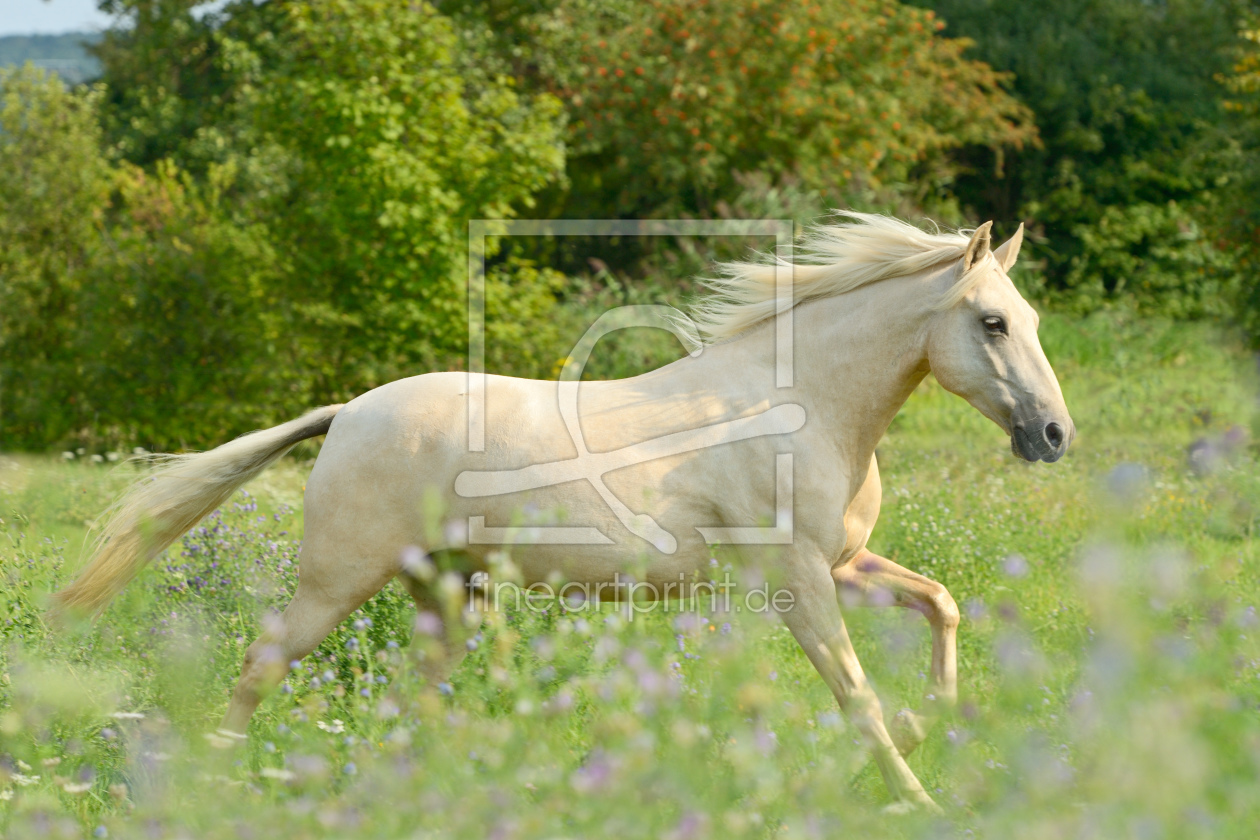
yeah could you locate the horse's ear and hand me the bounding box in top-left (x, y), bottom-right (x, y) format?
top-left (992, 222), bottom-right (1025, 272)
top-left (963, 221), bottom-right (993, 271)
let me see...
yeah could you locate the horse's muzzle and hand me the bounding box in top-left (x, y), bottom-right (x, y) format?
top-left (1012, 419), bottom-right (1071, 463)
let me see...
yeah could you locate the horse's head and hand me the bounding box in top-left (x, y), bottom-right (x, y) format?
top-left (927, 222), bottom-right (1075, 463)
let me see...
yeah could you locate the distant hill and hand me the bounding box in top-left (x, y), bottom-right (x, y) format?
top-left (0, 32), bottom-right (102, 85)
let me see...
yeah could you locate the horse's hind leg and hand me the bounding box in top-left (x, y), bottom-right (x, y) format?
top-left (833, 550), bottom-right (959, 756)
top-left (218, 543), bottom-right (398, 737)
top-left (398, 569), bottom-right (485, 688)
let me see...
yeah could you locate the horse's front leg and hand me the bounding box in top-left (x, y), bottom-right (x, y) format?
top-left (832, 550), bottom-right (959, 756)
top-left (779, 546), bottom-right (941, 813)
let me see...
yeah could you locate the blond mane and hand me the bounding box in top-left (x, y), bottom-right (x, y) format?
top-left (690, 212), bottom-right (995, 343)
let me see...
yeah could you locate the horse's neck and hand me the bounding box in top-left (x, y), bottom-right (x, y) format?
top-left (718, 272), bottom-right (935, 468)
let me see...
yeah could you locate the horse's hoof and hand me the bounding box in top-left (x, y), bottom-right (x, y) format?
top-left (204, 729), bottom-right (248, 749)
top-left (882, 792), bottom-right (943, 816)
top-left (890, 708), bottom-right (929, 756)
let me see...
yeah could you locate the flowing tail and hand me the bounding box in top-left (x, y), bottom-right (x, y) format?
top-left (51, 404), bottom-right (344, 618)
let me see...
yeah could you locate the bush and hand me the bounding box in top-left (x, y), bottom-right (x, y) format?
top-left (0, 67), bottom-right (112, 450)
top-left (540, 0), bottom-right (1035, 218)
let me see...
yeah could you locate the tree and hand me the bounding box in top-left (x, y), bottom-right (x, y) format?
top-left (92, 1), bottom-right (568, 407)
top-left (0, 65), bottom-right (285, 450)
top-left (539, 0), bottom-right (1036, 218)
top-left (74, 160), bottom-right (286, 449)
top-left (1217, 22), bottom-right (1260, 339)
top-left (0, 67), bottom-right (112, 448)
top-left (910, 0), bottom-right (1253, 317)
top-left (92, 0), bottom-right (235, 170)
top-left (238, 0), bottom-right (566, 398)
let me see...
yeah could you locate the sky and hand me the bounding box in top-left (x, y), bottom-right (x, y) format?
top-left (0, 1), bottom-right (116, 36)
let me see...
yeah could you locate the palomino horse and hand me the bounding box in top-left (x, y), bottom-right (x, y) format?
top-left (55, 214), bottom-right (1073, 813)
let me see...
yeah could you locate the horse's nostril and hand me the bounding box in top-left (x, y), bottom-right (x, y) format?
top-left (1044, 422), bottom-right (1064, 448)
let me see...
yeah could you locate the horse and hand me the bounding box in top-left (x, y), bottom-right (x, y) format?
top-left (53, 213), bottom-right (1073, 813)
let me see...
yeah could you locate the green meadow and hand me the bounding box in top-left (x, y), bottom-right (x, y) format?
top-left (1, 310), bottom-right (1257, 838)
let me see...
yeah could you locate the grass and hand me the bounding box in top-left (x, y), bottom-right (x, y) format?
top-left (1, 310), bottom-right (1257, 839)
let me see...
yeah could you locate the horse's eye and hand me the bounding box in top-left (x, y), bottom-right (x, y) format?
top-left (982, 316), bottom-right (1007, 335)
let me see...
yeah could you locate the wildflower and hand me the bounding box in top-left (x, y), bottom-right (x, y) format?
top-left (444, 519), bottom-right (468, 545)
top-left (570, 752), bottom-right (616, 793)
top-left (415, 611), bottom-right (443, 637)
top-left (1003, 554), bottom-right (1029, 577)
top-left (544, 691), bottom-right (575, 715)
top-left (316, 719), bottom-right (346, 734)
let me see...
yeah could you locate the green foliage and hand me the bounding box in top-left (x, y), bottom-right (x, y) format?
top-left (484, 259), bottom-right (570, 379)
top-left (0, 65), bottom-right (286, 451)
top-left (238, 0), bottom-right (566, 397)
top-left (2, 2), bottom-right (570, 450)
top-left (74, 160), bottom-right (285, 447)
top-left (91, 0), bottom-right (568, 402)
top-left (0, 67), bottom-right (113, 450)
top-left (561, 0), bottom-right (1033, 216)
top-left (912, 0), bottom-right (1254, 321)
top-left (1055, 199), bottom-right (1243, 317)
top-left (446, 0), bottom-right (1034, 220)
top-left (1217, 24), bottom-right (1260, 340)
top-left (92, 1), bottom-right (235, 169)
